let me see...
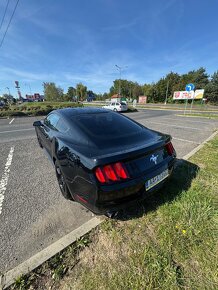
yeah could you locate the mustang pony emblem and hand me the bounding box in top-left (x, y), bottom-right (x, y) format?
top-left (150, 154), bottom-right (158, 165)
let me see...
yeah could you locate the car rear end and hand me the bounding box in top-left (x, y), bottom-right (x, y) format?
top-left (88, 140), bottom-right (176, 214)
top-left (70, 139), bottom-right (176, 215)
top-left (119, 102), bottom-right (128, 112)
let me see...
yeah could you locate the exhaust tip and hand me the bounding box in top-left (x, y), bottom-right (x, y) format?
top-left (105, 210), bottom-right (119, 219)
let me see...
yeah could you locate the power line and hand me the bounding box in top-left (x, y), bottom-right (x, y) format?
top-left (0, 0), bottom-right (10, 31)
top-left (0, 0), bottom-right (20, 49)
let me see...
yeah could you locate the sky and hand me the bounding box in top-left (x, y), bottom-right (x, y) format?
top-left (0, 0), bottom-right (218, 97)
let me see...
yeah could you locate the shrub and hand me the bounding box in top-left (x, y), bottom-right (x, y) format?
top-left (0, 102), bottom-right (83, 118)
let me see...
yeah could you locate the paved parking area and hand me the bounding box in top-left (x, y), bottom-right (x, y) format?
top-left (0, 110), bottom-right (217, 274)
top-left (128, 110), bottom-right (218, 158)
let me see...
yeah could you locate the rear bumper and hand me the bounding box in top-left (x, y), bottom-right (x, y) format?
top-left (78, 161), bottom-right (175, 215)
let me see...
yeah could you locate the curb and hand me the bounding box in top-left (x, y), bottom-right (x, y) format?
top-left (0, 217), bottom-right (103, 290)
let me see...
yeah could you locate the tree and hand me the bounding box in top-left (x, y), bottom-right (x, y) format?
top-left (205, 71), bottom-right (218, 104)
top-left (192, 67), bottom-right (209, 89)
top-left (155, 78), bottom-right (167, 102)
top-left (43, 82), bottom-right (64, 101)
top-left (177, 68), bottom-right (209, 92)
top-left (131, 82), bottom-right (143, 99)
top-left (87, 90), bottom-right (96, 101)
top-left (109, 79), bottom-right (143, 99)
top-left (67, 86), bottom-right (76, 100)
top-left (2, 93), bottom-right (14, 105)
top-left (76, 83), bottom-right (87, 101)
top-left (165, 72), bottom-right (181, 99)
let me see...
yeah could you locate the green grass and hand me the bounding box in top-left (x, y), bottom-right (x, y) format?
top-left (17, 101), bottom-right (77, 108)
top-left (65, 136), bottom-right (218, 290)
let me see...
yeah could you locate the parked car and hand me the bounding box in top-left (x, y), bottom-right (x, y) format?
top-left (33, 107), bottom-right (176, 215)
top-left (102, 101), bottom-right (128, 112)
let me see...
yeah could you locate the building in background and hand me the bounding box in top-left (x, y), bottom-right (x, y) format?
top-left (25, 93), bottom-right (44, 102)
top-left (111, 94), bottom-right (127, 103)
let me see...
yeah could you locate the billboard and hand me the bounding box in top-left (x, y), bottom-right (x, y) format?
top-left (173, 91), bottom-right (195, 100)
top-left (173, 90), bottom-right (205, 100)
top-left (138, 96), bottom-right (147, 104)
top-left (194, 89), bottom-right (204, 99)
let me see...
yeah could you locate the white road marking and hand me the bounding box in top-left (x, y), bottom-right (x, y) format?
top-left (0, 147), bottom-right (14, 215)
top-left (160, 116), bottom-right (215, 125)
top-left (173, 137), bottom-right (200, 144)
top-left (144, 120), bottom-right (201, 130)
top-left (0, 128), bottom-right (34, 134)
top-left (9, 118), bottom-right (14, 124)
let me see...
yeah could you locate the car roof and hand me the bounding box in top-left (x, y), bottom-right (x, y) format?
top-left (55, 107), bottom-right (109, 117)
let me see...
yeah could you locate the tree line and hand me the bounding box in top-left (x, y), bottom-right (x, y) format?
top-left (44, 67), bottom-right (218, 104)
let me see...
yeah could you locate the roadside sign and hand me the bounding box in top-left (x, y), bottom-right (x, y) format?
top-left (173, 91), bottom-right (195, 100)
top-left (138, 96), bottom-right (147, 104)
top-left (186, 83), bottom-right (195, 91)
top-left (194, 89), bottom-right (204, 99)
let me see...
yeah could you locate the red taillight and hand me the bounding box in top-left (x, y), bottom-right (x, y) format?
top-left (95, 162), bottom-right (129, 183)
top-left (103, 165), bottom-right (117, 181)
top-left (166, 142), bottom-right (175, 156)
top-left (113, 162), bottom-right (129, 179)
top-left (95, 167), bottom-right (106, 183)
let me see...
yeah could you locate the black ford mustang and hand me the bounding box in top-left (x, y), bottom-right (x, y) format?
top-left (33, 107), bottom-right (176, 214)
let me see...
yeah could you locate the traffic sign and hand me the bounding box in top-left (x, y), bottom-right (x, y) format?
top-left (186, 83), bottom-right (195, 91)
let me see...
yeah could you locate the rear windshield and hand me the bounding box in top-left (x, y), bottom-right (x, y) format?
top-left (70, 112), bottom-right (142, 140)
top-left (121, 102), bottom-right (126, 105)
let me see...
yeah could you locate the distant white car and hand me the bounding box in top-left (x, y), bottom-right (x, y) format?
top-left (102, 101), bottom-right (128, 112)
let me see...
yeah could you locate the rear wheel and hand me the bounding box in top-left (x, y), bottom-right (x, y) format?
top-left (55, 163), bottom-right (74, 200)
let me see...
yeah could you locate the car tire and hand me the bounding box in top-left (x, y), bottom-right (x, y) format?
top-left (55, 162), bottom-right (74, 200)
top-left (113, 108), bottom-right (117, 112)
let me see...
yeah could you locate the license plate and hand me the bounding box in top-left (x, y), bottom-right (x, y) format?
top-left (145, 169), bottom-right (169, 191)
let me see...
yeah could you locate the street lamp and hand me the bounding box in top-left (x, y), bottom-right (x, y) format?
top-left (115, 65), bottom-right (128, 97)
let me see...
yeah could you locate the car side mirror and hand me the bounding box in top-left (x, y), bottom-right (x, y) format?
top-left (33, 120), bottom-right (43, 127)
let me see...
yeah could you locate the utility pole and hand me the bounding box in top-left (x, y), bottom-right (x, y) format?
top-left (115, 65), bottom-right (127, 97)
top-left (164, 80), bottom-right (169, 105)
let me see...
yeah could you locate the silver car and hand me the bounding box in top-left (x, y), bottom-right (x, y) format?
top-left (102, 101), bottom-right (128, 112)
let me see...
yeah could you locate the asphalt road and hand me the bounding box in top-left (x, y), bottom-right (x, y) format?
top-left (0, 110), bottom-right (217, 274)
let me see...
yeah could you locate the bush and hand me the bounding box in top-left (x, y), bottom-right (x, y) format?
top-left (11, 111), bottom-right (27, 117)
top-left (0, 102), bottom-right (83, 118)
top-left (33, 109), bottom-right (53, 116)
top-left (0, 110), bottom-right (27, 117)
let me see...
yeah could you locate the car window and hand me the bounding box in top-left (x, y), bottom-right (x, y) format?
top-left (111, 102), bottom-right (115, 106)
top-left (121, 102), bottom-right (126, 105)
top-left (116, 103), bottom-right (119, 106)
top-left (44, 114), bottom-right (60, 130)
top-left (71, 112), bottom-right (143, 140)
top-left (56, 118), bottom-right (69, 133)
